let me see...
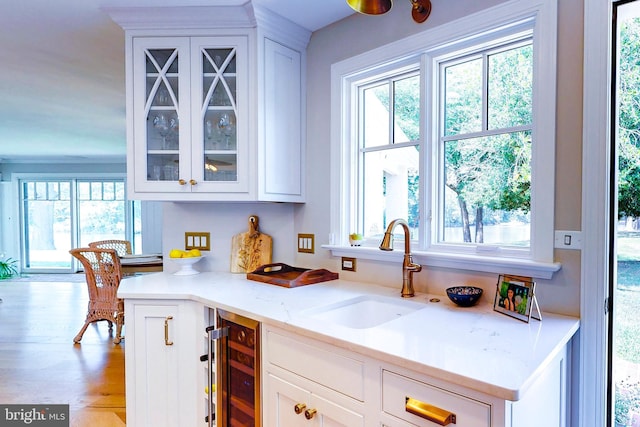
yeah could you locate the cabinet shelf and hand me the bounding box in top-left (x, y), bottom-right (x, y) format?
top-left (229, 359), bottom-right (254, 377)
top-left (228, 340), bottom-right (254, 357)
top-left (147, 150), bottom-right (180, 155)
top-left (146, 72), bottom-right (179, 78)
top-left (203, 73), bottom-right (237, 78)
top-left (229, 395), bottom-right (255, 419)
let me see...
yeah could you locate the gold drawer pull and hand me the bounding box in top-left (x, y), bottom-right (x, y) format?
top-left (304, 408), bottom-right (317, 420)
top-left (189, 179), bottom-right (197, 186)
top-left (294, 403), bottom-right (306, 415)
top-left (164, 316), bottom-right (174, 346)
top-left (405, 397), bottom-right (456, 425)
top-left (178, 179), bottom-right (187, 185)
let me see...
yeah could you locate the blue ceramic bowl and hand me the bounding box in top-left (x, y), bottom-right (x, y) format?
top-left (446, 286), bottom-right (483, 307)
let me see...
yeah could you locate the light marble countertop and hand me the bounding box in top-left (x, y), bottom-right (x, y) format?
top-left (118, 271), bottom-right (579, 401)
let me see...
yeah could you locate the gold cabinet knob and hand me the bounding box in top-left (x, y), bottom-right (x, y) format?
top-left (178, 179), bottom-right (187, 185)
top-left (189, 179), bottom-right (197, 185)
top-left (304, 408), bottom-right (317, 420)
top-left (294, 403), bottom-right (306, 415)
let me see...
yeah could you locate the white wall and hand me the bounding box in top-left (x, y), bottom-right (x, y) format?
top-left (293, 0), bottom-right (584, 318)
top-left (162, 202), bottom-right (296, 274)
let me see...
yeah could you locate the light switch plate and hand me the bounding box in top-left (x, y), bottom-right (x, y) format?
top-left (185, 232), bottom-right (211, 251)
top-left (341, 257), bottom-right (356, 272)
top-left (298, 234), bottom-right (314, 253)
top-left (554, 230), bottom-right (582, 250)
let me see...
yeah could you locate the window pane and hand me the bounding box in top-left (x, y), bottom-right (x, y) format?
top-left (362, 146), bottom-right (419, 239)
top-left (77, 182), bottom-right (90, 200)
top-left (488, 44), bottom-right (533, 129)
top-left (91, 182), bottom-right (103, 200)
top-left (363, 83), bottom-right (390, 148)
top-left (442, 132), bottom-right (531, 246)
top-left (22, 181), bottom-right (72, 270)
top-left (444, 58), bottom-right (482, 136)
top-left (393, 75), bottom-right (420, 143)
top-left (78, 181), bottom-right (127, 247)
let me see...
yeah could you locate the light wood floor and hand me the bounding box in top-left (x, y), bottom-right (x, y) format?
top-left (0, 278), bottom-right (126, 426)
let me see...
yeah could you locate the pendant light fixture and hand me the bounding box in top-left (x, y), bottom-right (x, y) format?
top-left (346, 0), bottom-right (432, 23)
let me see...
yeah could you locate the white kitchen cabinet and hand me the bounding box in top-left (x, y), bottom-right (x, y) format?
top-left (266, 372), bottom-right (365, 426)
top-left (124, 299), bottom-right (201, 427)
top-left (108, 5), bottom-right (309, 202)
top-left (131, 36), bottom-right (250, 198)
top-left (264, 324), bottom-right (570, 427)
top-left (263, 326), bottom-right (366, 426)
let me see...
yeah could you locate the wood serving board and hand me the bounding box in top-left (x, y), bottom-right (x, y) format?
top-left (230, 215), bottom-right (272, 273)
top-left (247, 263), bottom-right (339, 288)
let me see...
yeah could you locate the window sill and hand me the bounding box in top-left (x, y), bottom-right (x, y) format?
top-left (322, 245), bottom-right (561, 279)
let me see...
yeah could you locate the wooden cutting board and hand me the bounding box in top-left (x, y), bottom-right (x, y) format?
top-left (230, 215), bottom-right (273, 273)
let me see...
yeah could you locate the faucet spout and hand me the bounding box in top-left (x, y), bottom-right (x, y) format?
top-left (379, 219), bottom-right (422, 297)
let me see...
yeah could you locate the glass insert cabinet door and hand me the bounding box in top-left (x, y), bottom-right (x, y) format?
top-left (133, 37), bottom-right (191, 190)
top-left (191, 36), bottom-right (248, 192)
top-left (132, 36), bottom-right (248, 194)
top-left (145, 48), bottom-right (180, 180)
top-left (201, 47), bottom-right (238, 182)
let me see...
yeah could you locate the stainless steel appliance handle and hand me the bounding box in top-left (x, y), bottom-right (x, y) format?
top-left (205, 324), bottom-right (228, 427)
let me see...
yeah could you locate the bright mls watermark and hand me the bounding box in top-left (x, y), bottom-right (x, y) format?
top-left (0, 405), bottom-right (69, 426)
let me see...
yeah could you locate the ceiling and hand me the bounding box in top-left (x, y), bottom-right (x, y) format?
top-left (0, 0), bottom-right (353, 163)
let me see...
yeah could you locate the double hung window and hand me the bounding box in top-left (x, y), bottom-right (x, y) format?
top-left (330, 0), bottom-right (558, 277)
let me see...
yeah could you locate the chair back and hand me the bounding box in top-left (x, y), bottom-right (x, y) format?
top-left (69, 247), bottom-right (125, 344)
top-left (88, 240), bottom-right (132, 257)
top-left (70, 248), bottom-right (123, 302)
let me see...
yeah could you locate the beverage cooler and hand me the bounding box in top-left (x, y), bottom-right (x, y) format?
top-left (204, 309), bottom-right (261, 427)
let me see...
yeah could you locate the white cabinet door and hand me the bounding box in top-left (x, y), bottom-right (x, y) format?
top-left (132, 37), bottom-right (191, 195)
top-left (125, 301), bottom-right (200, 427)
top-left (266, 372), bottom-right (365, 427)
top-left (130, 35), bottom-right (251, 199)
top-left (260, 38), bottom-right (304, 202)
top-left (190, 36), bottom-right (250, 195)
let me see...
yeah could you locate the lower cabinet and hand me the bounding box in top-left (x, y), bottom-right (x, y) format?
top-left (266, 372), bottom-right (365, 426)
top-left (263, 326), bottom-right (366, 426)
top-left (123, 303), bottom-right (570, 427)
top-left (381, 370), bottom-right (490, 427)
top-left (124, 300), bottom-right (201, 427)
top-left (263, 325), bottom-right (571, 427)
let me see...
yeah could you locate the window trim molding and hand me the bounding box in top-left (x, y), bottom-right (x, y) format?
top-left (329, 0), bottom-right (559, 279)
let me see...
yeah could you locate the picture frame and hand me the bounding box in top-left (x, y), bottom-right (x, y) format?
top-left (494, 275), bottom-right (541, 323)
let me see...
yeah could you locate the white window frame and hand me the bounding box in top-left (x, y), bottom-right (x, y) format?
top-left (326, 0), bottom-right (560, 279)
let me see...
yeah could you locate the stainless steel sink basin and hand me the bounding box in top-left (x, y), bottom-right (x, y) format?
top-left (304, 294), bottom-right (424, 329)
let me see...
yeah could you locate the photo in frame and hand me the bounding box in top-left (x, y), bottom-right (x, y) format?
top-left (494, 275), bottom-right (541, 323)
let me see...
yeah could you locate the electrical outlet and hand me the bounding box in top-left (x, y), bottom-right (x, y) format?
top-left (342, 257), bottom-right (356, 272)
top-left (185, 232), bottom-right (211, 251)
top-left (554, 230), bottom-right (582, 250)
top-left (298, 234), bottom-right (314, 253)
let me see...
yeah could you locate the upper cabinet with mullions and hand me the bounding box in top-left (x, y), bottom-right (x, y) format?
top-left (109, 5), bottom-right (309, 202)
top-left (133, 36), bottom-right (249, 197)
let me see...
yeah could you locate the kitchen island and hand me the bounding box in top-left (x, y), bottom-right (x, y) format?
top-left (118, 272), bottom-right (579, 426)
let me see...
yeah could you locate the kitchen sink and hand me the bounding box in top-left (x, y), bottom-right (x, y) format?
top-left (304, 294), bottom-right (425, 329)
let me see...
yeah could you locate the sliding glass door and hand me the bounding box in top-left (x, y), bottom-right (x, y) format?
top-left (20, 178), bottom-right (140, 272)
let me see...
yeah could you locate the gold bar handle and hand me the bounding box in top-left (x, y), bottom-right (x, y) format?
top-left (164, 316), bottom-right (174, 346)
top-left (405, 397), bottom-right (456, 425)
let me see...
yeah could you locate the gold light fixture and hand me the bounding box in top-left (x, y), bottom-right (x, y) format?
top-left (346, 0), bottom-right (432, 23)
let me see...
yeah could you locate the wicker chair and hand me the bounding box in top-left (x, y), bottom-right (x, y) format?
top-left (70, 248), bottom-right (124, 344)
top-left (88, 240), bottom-right (132, 257)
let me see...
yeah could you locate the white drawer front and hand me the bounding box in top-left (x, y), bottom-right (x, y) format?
top-left (382, 370), bottom-right (490, 427)
top-left (266, 329), bottom-right (365, 401)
